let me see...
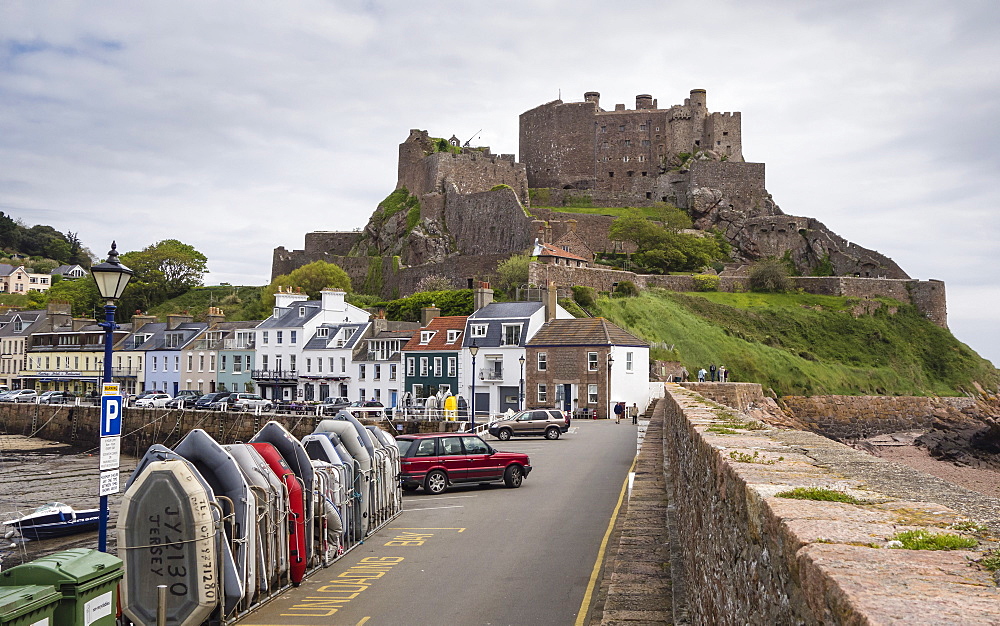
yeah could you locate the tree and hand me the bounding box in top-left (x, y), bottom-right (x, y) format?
top-left (117, 239), bottom-right (208, 313)
top-left (496, 254), bottom-right (531, 295)
top-left (748, 258), bottom-right (793, 293)
top-left (263, 260), bottom-right (351, 309)
top-left (0, 212), bottom-right (22, 250)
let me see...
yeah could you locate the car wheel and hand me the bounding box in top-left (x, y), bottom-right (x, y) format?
top-left (424, 470), bottom-right (448, 495)
top-left (497, 428), bottom-right (512, 441)
top-left (264, 403), bottom-right (273, 412)
top-left (504, 465), bottom-right (523, 488)
top-left (545, 427), bottom-right (561, 440)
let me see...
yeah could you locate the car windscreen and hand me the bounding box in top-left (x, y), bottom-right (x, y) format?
top-left (396, 439), bottom-right (414, 457)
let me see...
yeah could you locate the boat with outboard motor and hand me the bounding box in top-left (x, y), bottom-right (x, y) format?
top-left (2, 503), bottom-right (99, 540)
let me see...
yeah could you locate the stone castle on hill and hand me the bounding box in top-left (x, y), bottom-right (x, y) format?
top-left (273, 88), bottom-right (945, 326)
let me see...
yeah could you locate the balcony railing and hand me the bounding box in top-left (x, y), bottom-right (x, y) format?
top-left (251, 369), bottom-right (298, 381)
top-left (480, 369), bottom-right (504, 381)
top-left (224, 338), bottom-right (255, 349)
top-left (189, 339), bottom-right (223, 350)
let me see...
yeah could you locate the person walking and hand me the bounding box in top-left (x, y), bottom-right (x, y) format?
top-left (719, 365), bottom-right (727, 383)
top-left (697, 368), bottom-right (706, 382)
top-left (614, 401), bottom-right (624, 423)
top-left (709, 363), bottom-right (717, 382)
top-left (629, 402), bottom-right (639, 424)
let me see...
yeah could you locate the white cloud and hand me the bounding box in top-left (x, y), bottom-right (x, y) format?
top-left (1, 0), bottom-right (998, 365)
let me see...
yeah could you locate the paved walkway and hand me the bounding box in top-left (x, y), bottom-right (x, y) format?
top-left (597, 403), bottom-right (673, 625)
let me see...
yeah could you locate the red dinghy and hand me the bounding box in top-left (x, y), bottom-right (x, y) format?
top-left (250, 442), bottom-right (308, 585)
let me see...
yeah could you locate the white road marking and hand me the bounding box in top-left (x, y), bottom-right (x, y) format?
top-left (404, 505), bottom-right (466, 511)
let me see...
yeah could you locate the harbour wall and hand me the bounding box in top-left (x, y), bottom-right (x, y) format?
top-left (661, 385), bottom-right (999, 623)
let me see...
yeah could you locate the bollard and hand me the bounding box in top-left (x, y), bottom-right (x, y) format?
top-left (157, 584), bottom-right (167, 626)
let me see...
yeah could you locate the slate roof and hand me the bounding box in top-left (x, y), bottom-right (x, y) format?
top-left (256, 301), bottom-right (323, 329)
top-left (51, 265), bottom-right (87, 276)
top-left (133, 322), bottom-right (207, 351)
top-left (119, 322), bottom-right (167, 350)
top-left (463, 318), bottom-right (530, 349)
top-left (0, 310), bottom-right (46, 338)
top-left (303, 322), bottom-right (369, 350)
top-left (402, 316), bottom-right (467, 352)
top-left (526, 318), bottom-right (649, 347)
top-left (468, 301), bottom-right (544, 319)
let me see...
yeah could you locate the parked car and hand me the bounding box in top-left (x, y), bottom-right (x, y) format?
top-left (318, 396), bottom-right (352, 415)
top-left (346, 401), bottom-right (387, 421)
top-left (229, 393), bottom-right (273, 412)
top-left (488, 409), bottom-right (570, 441)
top-left (0, 391), bottom-right (12, 402)
top-left (195, 392), bottom-right (232, 410)
top-left (133, 393), bottom-right (172, 408)
top-left (166, 390), bottom-right (201, 409)
top-left (38, 391), bottom-right (76, 405)
top-left (1, 389), bottom-right (37, 403)
top-left (396, 432), bottom-right (531, 494)
top-left (208, 393), bottom-right (238, 411)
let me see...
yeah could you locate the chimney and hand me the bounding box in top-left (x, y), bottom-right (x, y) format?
top-left (320, 289), bottom-right (347, 314)
top-left (72, 317), bottom-right (96, 331)
top-left (474, 282), bottom-right (494, 311)
top-left (167, 314), bottom-right (193, 330)
top-left (636, 94), bottom-right (653, 110)
top-left (567, 219), bottom-right (577, 233)
top-left (274, 286), bottom-right (309, 309)
top-left (421, 305), bottom-right (441, 327)
top-left (545, 282), bottom-right (558, 322)
top-left (131, 313), bottom-right (157, 330)
top-left (206, 306), bottom-right (225, 327)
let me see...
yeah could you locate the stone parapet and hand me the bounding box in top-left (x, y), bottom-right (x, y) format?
top-left (662, 384), bottom-right (1000, 624)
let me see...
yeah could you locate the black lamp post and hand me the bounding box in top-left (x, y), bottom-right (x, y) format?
top-left (469, 341), bottom-right (479, 431)
top-left (607, 353), bottom-right (614, 422)
top-left (90, 242), bottom-right (133, 553)
top-left (518, 354), bottom-right (526, 410)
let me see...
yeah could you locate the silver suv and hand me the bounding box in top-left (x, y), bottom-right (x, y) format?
top-left (230, 393), bottom-right (273, 412)
top-left (488, 409), bottom-right (570, 441)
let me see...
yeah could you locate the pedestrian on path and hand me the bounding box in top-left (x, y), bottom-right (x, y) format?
top-left (709, 363), bottom-right (717, 381)
top-left (629, 403), bottom-right (639, 424)
top-left (719, 365), bottom-right (727, 382)
top-left (697, 368), bottom-right (706, 382)
top-left (614, 401), bottom-right (624, 423)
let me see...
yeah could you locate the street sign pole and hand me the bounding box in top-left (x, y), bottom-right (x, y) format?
top-left (98, 381), bottom-right (122, 553)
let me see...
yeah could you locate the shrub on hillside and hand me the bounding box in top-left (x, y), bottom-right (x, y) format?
top-left (416, 274), bottom-right (455, 292)
top-left (692, 274), bottom-right (720, 292)
top-left (748, 259), bottom-right (793, 293)
top-left (572, 285), bottom-right (596, 308)
top-left (613, 280), bottom-right (640, 297)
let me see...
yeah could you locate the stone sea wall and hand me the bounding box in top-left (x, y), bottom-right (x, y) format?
top-left (662, 385), bottom-right (999, 624)
top-left (779, 394), bottom-right (976, 440)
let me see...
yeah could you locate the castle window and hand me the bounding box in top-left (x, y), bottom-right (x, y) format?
top-left (637, 155), bottom-right (645, 162)
top-left (717, 141), bottom-right (722, 146)
top-left (619, 125), bottom-right (625, 131)
top-left (602, 141), bottom-right (608, 148)
top-left (623, 140), bottom-right (631, 147)
top-left (641, 139), bottom-right (650, 146)
top-left (639, 124), bottom-right (647, 131)
top-left (723, 131), bottom-right (729, 136)
top-left (646, 192), bottom-right (652, 199)
top-left (694, 140), bottom-right (700, 146)
top-left (622, 156), bottom-right (629, 162)
top-left (642, 171), bottom-right (648, 176)
top-left (601, 126), bottom-right (607, 133)
top-left (608, 172), bottom-right (614, 178)
top-left (627, 171), bottom-right (634, 177)
top-left (655, 134), bottom-right (660, 139)
top-left (655, 127), bottom-right (660, 131)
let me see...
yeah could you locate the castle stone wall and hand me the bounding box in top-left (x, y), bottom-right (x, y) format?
top-left (688, 160), bottom-right (767, 214)
top-left (444, 187), bottom-right (535, 257)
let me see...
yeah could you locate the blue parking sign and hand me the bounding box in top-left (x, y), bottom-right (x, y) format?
top-left (100, 395), bottom-right (122, 437)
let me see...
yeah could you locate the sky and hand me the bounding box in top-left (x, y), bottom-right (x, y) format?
top-left (2, 1), bottom-right (999, 366)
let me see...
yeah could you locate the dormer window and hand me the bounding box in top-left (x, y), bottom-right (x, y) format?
top-left (273, 308), bottom-right (280, 318)
top-left (299, 306), bottom-right (306, 317)
top-left (317, 327), bottom-right (329, 338)
top-left (446, 330), bottom-right (461, 343)
top-left (470, 324), bottom-right (487, 338)
top-left (420, 330), bottom-right (436, 345)
top-left (501, 324), bottom-right (522, 346)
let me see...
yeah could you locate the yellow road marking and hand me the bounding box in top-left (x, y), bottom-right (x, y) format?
top-left (357, 618), bottom-right (371, 625)
top-left (575, 456), bottom-right (637, 626)
top-left (391, 527), bottom-right (466, 532)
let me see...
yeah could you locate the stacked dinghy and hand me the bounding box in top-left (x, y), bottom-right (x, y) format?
top-left (118, 418), bottom-right (401, 625)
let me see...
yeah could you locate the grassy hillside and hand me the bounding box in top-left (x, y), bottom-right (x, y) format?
top-left (146, 285), bottom-right (266, 321)
top-left (590, 290), bottom-right (999, 397)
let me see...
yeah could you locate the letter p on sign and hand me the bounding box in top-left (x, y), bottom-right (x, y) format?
top-left (100, 395), bottom-right (122, 437)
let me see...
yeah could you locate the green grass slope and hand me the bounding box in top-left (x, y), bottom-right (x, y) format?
top-left (146, 286), bottom-right (266, 321)
top-left (590, 290), bottom-right (998, 397)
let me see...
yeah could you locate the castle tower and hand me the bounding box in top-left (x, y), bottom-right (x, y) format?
top-left (636, 94), bottom-right (654, 110)
top-left (584, 91), bottom-right (601, 107)
top-left (689, 89), bottom-right (708, 149)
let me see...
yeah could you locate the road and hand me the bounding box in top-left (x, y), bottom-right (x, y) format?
top-left (244, 418), bottom-right (639, 626)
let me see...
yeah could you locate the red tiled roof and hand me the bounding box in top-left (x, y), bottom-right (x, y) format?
top-left (526, 317), bottom-right (648, 347)
top-left (535, 243), bottom-right (589, 263)
top-left (401, 315), bottom-right (468, 351)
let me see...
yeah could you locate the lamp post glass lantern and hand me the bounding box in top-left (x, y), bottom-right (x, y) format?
top-left (518, 354), bottom-right (525, 410)
top-left (90, 242), bottom-right (133, 553)
top-left (469, 342), bottom-right (479, 430)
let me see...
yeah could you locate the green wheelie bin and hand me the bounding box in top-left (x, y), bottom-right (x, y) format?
top-left (0, 585), bottom-right (61, 626)
top-left (0, 549), bottom-right (122, 626)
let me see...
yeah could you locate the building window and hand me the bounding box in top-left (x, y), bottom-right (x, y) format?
top-left (588, 384), bottom-right (598, 404)
top-left (174, 356), bottom-right (179, 371)
top-left (152, 356), bottom-right (157, 372)
top-left (626, 351), bottom-right (634, 372)
top-left (221, 355), bottom-right (228, 372)
top-left (262, 331), bottom-right (269, 344)
top-left (276, 331), bottom-right (283, 344)
top-left (290, 330), bottom-right (297, 344)
top-left (622, 156), bottom-right (629, 162)
top-left (502, 324), bottom-right (521, 346)
top-left (262, 355), bottom-right (268, 370)
top-left (317, 358), bottom-right (322, 373)
top-left (537, 384), bottom-right (547, 403)
top-left (639, 123), bottom-right (647, 131)
top-left (420, 331), bottom-right (434, 345)
top-left (608, 171), bottom-right (614, 178)
top-left (374, 364), bottom-right (381, 380)
top-left (359, 364), bottom-right (366, 380)
top-left (299, 306), bottom-right (306, 317)
top-left (390, 363), bottom-right (397, 380)
top-left (623, 139), bottom-right (631, 147)
top-left (231, 355), bottom-right (241, 373)
top-left (588, 352), bottom-right (598, 371)
top-left (433, 357), bottom-right (442, 377)
top-left (420, 357), bottom-right (429, 376)
top-left (317, 327), bottom-right (329, 338)
top-left (470, 324), bottom-right (487, 338)
top-left (537, 352), bottom-right (547, 371)
top-left (447, 357), bottom-right (456, 378)
top-left (446, 330), bottom-right (460, 343)
top-left (618, 125), bottom-right (625, 131)
top-left (306, 358), bottom-right (312, 373)
top-left (340, 357), bottom-right (346, 373)
top-left (407, 358), bottom-right (415, 376)
top-left (198, 355), bottom-right (205, 371)
top-left (641, 139), bottom-right (650, 146)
